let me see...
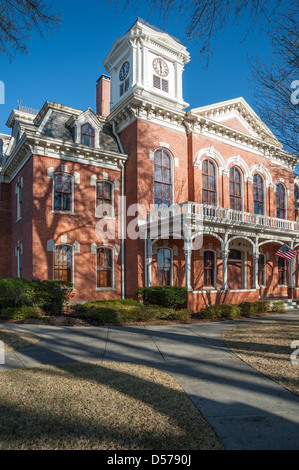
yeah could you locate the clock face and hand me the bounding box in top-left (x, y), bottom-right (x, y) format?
top-left (119, 61), bottom-right (130, 81)
top-left (153, 58), bottom-right (169, 77)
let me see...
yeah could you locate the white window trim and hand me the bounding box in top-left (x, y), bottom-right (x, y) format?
top-left (52, 172), bottom-right (75, 215)
top-left (156, 247), bottom-right (173, 286)
top-left (16, 177), bottom-right (23, 222)
top-left (154, 148), bottom-right (175, 207)
top-left (203, 249), bottom-right (217, 289)
top-left (16, 243), bottom-right (23, 278)
top-left (95, 246), bottom-right (116, 291)
top-left (53, 244), bottom-right (75, 287)
top-left (95, 180), bottom-right (115, 219)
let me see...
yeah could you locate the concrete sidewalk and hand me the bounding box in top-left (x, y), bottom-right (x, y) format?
top-left (1, 312), bottom-right (299, 450)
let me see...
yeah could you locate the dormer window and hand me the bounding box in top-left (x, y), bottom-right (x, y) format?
top-left (81, 122), bottom-right (95, 147)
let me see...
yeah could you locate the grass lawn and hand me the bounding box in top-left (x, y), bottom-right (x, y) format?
top-left (0, 361), bottom-right (224, 450)
top-left (223, 319), bottom-right (299, 396)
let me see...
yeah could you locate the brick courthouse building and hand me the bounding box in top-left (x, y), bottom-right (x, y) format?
top-left (0, 19), bottom-right (299, 311)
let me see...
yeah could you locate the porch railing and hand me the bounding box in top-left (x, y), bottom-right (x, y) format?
top-left (148, 202), bottom-right (299, 232)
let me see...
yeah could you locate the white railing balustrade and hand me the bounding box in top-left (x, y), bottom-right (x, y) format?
top-left (148, 202), bottom-right (299, 232)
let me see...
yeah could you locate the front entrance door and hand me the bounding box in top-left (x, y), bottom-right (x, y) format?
top-left (227, 249), bottom-right (243, 290)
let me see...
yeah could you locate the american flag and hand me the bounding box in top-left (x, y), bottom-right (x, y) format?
top-left (275, 244), bottom-right (297, 260)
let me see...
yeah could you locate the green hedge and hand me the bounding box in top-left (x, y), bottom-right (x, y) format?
top-left (70, 299), bottom-right (192, 324)
top-left (199, 304), bottom-right (241, 320)
top-left (136, 286), bottom-right (187, 309)
top-left (0, 278), bottom-right (73, 315)
top-left (199, 300), bottom-right (284, 319)
top-left (0, 306), bottom-right (41, 320)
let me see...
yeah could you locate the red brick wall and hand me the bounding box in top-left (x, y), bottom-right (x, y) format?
top-left (10, 157), bottom-right (33, 280)
top-left (0, 182), bottom-right (11, 278)
top-left (31, 154), bottom-right (123, 301)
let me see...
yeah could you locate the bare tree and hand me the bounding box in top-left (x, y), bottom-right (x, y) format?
top-left (119, 0), bottom-right (299, 155)
top-left (251, 7), bottom-right (299, 155)
top-left (0, 0), bottom-right (61, 58)
top-left (119, 0), bottom-right (286, 66)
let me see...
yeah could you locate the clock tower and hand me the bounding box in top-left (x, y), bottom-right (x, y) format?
top-left (103, 18), bottom-right (190, 132)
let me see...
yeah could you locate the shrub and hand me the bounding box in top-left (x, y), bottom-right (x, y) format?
top-left (238, 302), bottom-right (257, 317)
top-left (32, 279), bottom-right (73, 315)
top-left (0, 278), bottom-right (73, 315)
top-left (136, 286), bottom-right (187, 309)
top-left (0, 278), bottom-right (36, 310)
top-left (199, 303), bottom-right (240, 320)
top-left (254, 301), bottom-right (270, 313)
top-left (164, 309), bottom-right (192, 322)
top-left (70, 299), bottom-right (164, 324)
top-left (0, 306), bottom-right (41, 320)
top-left (271, 301), bottom-right (285, 313)
top-left (69, 299), bottom-right (191, 324)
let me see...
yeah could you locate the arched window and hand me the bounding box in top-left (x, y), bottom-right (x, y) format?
top-left (154, 149), bottom-right (172, 208)
top-left (53, 173), bottom-right (72, 212)
top-left (97, 247), bottom-right (113, 288)
top-left (229, 249), bottom-right (242, 260)
top-left (157, 248), bottom-right (171, 286)
top-left (276, 184), bottom-right (285, 219)
top-left (202, 159), bottom-right (216, 206)
top-left (253, 174), bottom-right (264, 215)
top-left (229, 167), bottom-right (242, 211)
top-left (54, 245), bottom-right (72, 283)
top-left (204, 251), bottom-right (215, 287)
top-left (81, 122), bottom-right (95, 147)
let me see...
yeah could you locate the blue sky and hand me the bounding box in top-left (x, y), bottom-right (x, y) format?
top-left (0, 0), bottom-right (274, 136)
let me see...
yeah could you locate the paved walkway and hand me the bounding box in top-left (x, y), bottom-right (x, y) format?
top-left (1, 312), bottom-right (299, 450)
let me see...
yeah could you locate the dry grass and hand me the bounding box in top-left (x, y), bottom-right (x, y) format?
top-left (223, 319), bottom-right (299, 396)
top-left (0, 328), bottom-right (40, 352)
top-left (0, 361), bottom-right (224, 450)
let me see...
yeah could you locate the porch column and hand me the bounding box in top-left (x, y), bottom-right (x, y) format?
top-left (147, 240), bottom-right (152, 287)
top-left (184, 247), bottom-right (192, 291)
top-left (289, 241), bottom-right (295, 289)
top-left (221, 249), bottom-right (229, 290)
top-left (252, 253), bottom-right (259, 290)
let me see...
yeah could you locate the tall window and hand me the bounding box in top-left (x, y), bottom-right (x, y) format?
top-left (276, 184), bottom-right (285, 219)
top-left (81, 122), bottom-right (95, 147)
top-left (157, 248), bottom-right (171, 286)
top-left (16, 245), bottom-right (22, 278)
top-left (154, 149), bottom-right (172, 208)
top-left (54, 173), bottom-right (72, 212)
top-left (54, 245), bottom-right (72, 282)
top-left (253, 174), bottom-right (264, 215)
top-left (278, 256), bottom-right (286, 285)
top-left (16, 179), bottom-right (22, 220)
top-left (204, 251), bottom-right (215, 287)
top-left (229, 167), bottom-right (242, 211)
top-left (258, 254), bottom-right (265, 286)
top-left (202, 159), bottom-right (216, 206)
top-left (96, 181), bottom-right (113, 217)
top-left (295, 184), bottom-right (299, 202)
top-left (97, 248), bottom-right (113, 288)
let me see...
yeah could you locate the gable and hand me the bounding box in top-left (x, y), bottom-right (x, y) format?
top-left (190, 97), bottom-right (281, 147)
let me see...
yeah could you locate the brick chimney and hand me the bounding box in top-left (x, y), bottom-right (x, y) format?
top-left (96, 74), bottom-right (111, 117)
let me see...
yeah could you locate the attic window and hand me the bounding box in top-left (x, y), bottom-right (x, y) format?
top-left (81, 122), bottom-right (95, 147)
